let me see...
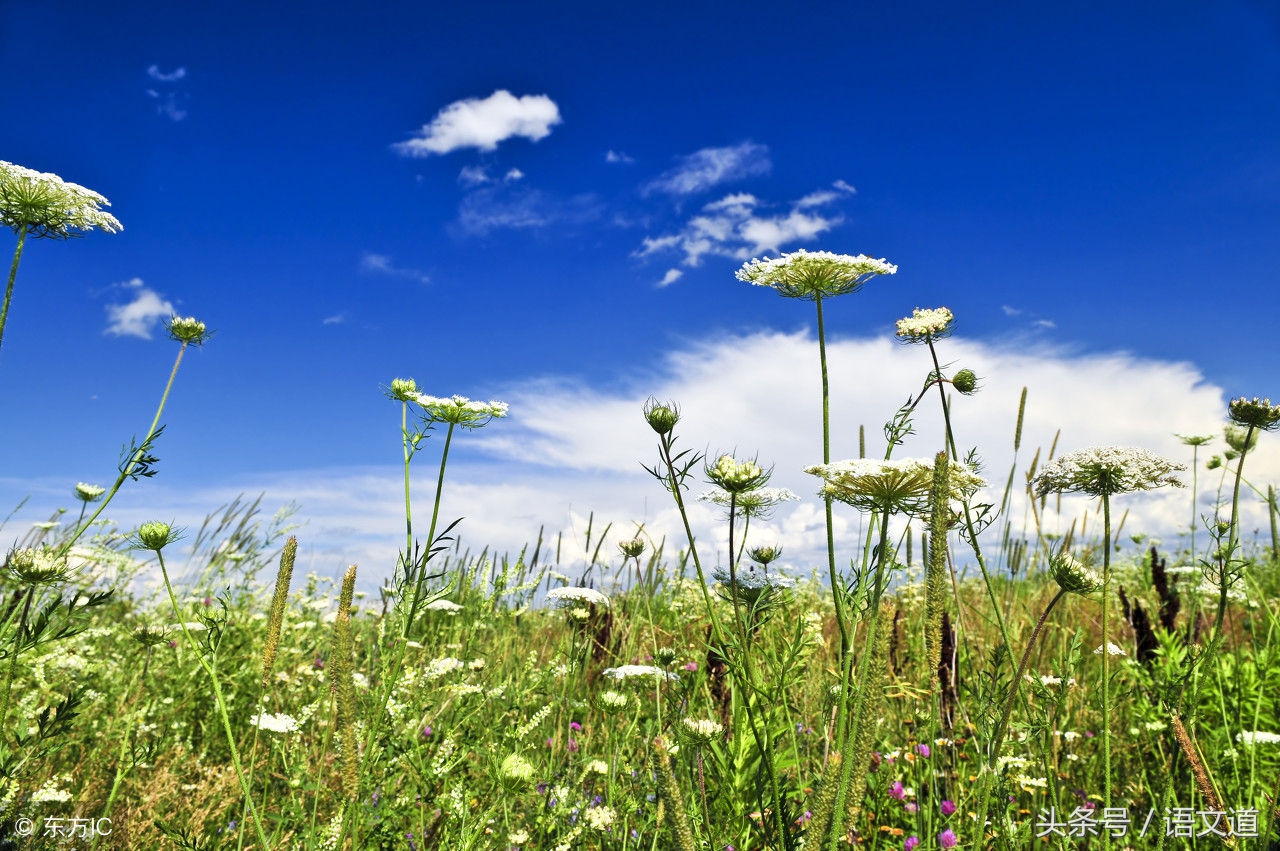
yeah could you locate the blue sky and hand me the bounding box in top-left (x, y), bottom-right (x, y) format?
top-left (2, 1), bottom-right (1278, 582)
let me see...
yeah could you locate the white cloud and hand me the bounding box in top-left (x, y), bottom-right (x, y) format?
top-left (360, 253), bottom-right (430, 285)
top-left (458, 165), bottom-right (491, 186)
top-left (656, 269), bottom-right (683, 288)
top-left (795, 180), bottom-right (857, 208)
top-left (1002, 305), bottom-right (1023, 316)
top-left (504, 168), bottom-right (525, 182)
top-left (323, 314), bottom-right (346, 325)
top-left (456, 187), bottom-right (600, 235)
top-left (643, 142), bottom-right (771, 196)
top-left (147, 65), bottom-right (186, 82)
top-left (636, 188), bottom-right (843, 267)
top-left (104, 278), bottom-right (174, 339)
top-left (392, 90), bottom-right (562, 157)
top-left (606, 150), bottom-right (636, 164)
top-left (1033, 319), bottom-right (1057, 328)
top-left (7, 330), bottom-right (1259, 588)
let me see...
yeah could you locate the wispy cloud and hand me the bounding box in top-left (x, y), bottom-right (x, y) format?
top-left (104, 278), bottom-right (175, 339)
top-left (795, 180), bottom-right (856, 208)
top-left (322, 313), bottom-right (346, 325)
top-left (146, 65), bottom-right (186, 82)
top-left (458, 166), bottom-right (527, 187)
top-left (606, 150), bottom-right (635, 164)
top-left (360, 253), bottom-right (430, 285)
top-left (393, 90), bottom-right (561, 157)
top-left (643, 142), bottom-right (770, 196)
top-left (636, 188), bottom-right (845, 268)
top-left (656, 268), bottom-right (683, 288)
top-left (456, 186), bottom-right (601, 235)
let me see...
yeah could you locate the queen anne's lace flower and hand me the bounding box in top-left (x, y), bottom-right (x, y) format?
top-left (1237, 731), bottom-right (1280, 746)
top-left (601, 664), bottom-right (679, 682)
top-left (1048, 552), bottom-right (1102, 596)
top-left (584, 806), bottom-right (618, 831)
top-left (425, 599), bottom-right (463, 613)
top-left (736, 249), bottom-right (897, 300)
top-left (1033, 447), bottom-right (1185, 497)
top-left (250, 712), bottom-right (300, 734)
top-left (414, 393), bottom-right (509, 428)
top-left (545, 586), bottom-right (610, 608)
top-left (1093, 642), bottom-right (1127, 657)
top-left (895, 307), bottom-right (954, 342)
top-left (0, 161), bottom-right (122, 238)
top-left (698, 486), bottom-right (798, 518)
top-left (705, 454), bottom-right (768, 493)
top-left (1228, 396), bottom-right (1280, 432)
top-left (805, 457), bottom-right (985, 515)
top-left (680, 717), bottom-right (724, 744)
top-left (74, 482), bottom-right (106, 502)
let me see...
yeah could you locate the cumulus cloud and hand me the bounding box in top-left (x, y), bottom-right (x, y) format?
top-left (393, 90), bottom-right (562, 157)
top-left (360, 253), bottom-right (430, 285)
top-left (636, 189), bottom-right (844, 267)
top-left (643, 142), bottom-right (771, 196)
top-left (8, 330), bottom-right (1259, 589)
top-left (656, 268), bottom-right (683, 288)
top-left (104, 278), bottom-right (175, 339)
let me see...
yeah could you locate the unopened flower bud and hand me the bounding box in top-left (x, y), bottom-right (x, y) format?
top-left (1048, 552), bottom-right (1102, 596)
top-left (655, 647), bottom-right (678, 666)
top-left (951, 369), bottom-right (979, 395)
top-left (388, 378), bottom-right (419, 402)
top-left (618, 538), bottom-right (646, 559)
top-left (748, 545), bottom-right (782, 567)
top-left (644, 399), bottom-right (679, 435)
top-left (134, 521), bottom-right (179, 552)
top-left (166, 316), bottom-right (210, 346)
top-left (497, 753), bottom-right (536, 794)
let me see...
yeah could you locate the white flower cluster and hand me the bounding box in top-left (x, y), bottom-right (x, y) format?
top-left (424, 656), bottom-right (466, 680)
top-left (584, 806), bottom-right (617, 831)
top-left (601, 664), bottom-right (679, 682)
top-left (0, 160), bottom-right (123, 236)
top-left (1032, 446), bottom-right (1185, 497)
top-left (895, 307), bottom-right (954, 341)
top-left (74, 482), bottom-right (106, 501)
top-left (736, 249), bottom-right (897, 300)
top-left (1237, 731), bottom-right (1280, 746)
top-left (250, 712), bottom-right (301, 734)
top-left (545, 586), bottom-right (610, 608)
top-left (29, 776), bottom-right (73, 804)
top-left (414, 393), bottom-right (509, 427)
top-left (805, 457), bottom-right (985, 515)
top-left (698, 486), bottom-right (799, 510)
top-left (585, 759), bottom-right (609, 775)
top-left (1093, 642), bottom-right (1127, 657)
top-left (426, 599), bottom-right (463, 613)
top-left (711, 566), bottom-right (795, 592)
top-left (681, 717), bottom-right (724, 743)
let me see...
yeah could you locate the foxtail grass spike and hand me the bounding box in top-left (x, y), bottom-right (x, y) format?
top-left (260, 535), bottom-right (297, 690)
top-left (926, 451), bottom-right (951, 697)
top-left (846, 600), bottom-right (893, 826)
top-left (332, 611), bottom-right (360, 800)
top-left (338, 564), bottom-right (357, 618)
top-left (1014, 386), bottom-right (1027, 451)
top-left (805, 752), bottom-right (843, 848)
top-left (653, 737), bottom-right (697, 851)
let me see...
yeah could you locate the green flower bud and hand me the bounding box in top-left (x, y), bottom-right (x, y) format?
top-left (617, 538), bottom-right (646, 559)
top-left (387, 377), bottom-right (419, 402)
top-left (132, 625), bottom-right (171, 648)
top-left (747, 545), bottom-right (782, 567)
top-left (133, 521), bottom-right (181, 552)
top-left (1224, 425), bottom-right (1259, 455)
top-left (643, 398), bottom-right (679, 435)
top-left (497, 753), bottom-right (536, 794)
top-left (655, 647), bottom-right (678, 666)
top-left (951, 369), bottom-right (979, 395)
top-left (1048, 552), bottom-right (1102, 596)
top-left (165, 316), bottom-right (211, 346)
top-left (705, 454), bottom-right (768, 493)
top-left (74, 482), bottom-right (106, 503)
top-left (593, 690), bottom-right (629, 714)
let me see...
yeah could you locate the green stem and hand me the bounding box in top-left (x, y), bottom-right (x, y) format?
top-left (156, 550), bottom-right (272, 851)
top-left (0, 228), bottom-right (28, 356)
top-left (816, 296), bottom-right (851, 659)
top-left (1102, 492), bottom-right (1113, 840)
top-left (0, 589), bottom-right (35, 732)
top-left (990, 588), bottom-right (1067, 770)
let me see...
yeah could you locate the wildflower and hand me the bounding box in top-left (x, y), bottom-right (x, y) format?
top-left (904, 838), bottom-right (921, 851)
top-left (711, 565), bottom-right (794, 605)
top-left (915, 743), bottom-right (931, 758)
top-left (747, 545), bottom-right (782, 566)
top-left (1237, 731), bottom-right (1280, 746)
top-left (618, 538), bottom-right (646, 559)
top-left (888, 781), bottom-right (906, 800)
top-left (250, 712), bottom-right (300, 734)
top-left (679, 717), bottom-right (724, 745)
top-left (6, 546), bottom-right (72, 586)
top-left (941, 799), bottom-right (957, 816)
top-left (261, 536), bottom-right (297, 689)
top-left (386, 377), bottom-right (419, 402)
top-left (682, 661), bottom-right (698, 672)
top-left (601, 664), bottom-right (678, 682)
top-left (1177, 433), bottom-right (1215, 447)
top-left (951, 368), bottom-right (980, 395)
top-left (1093, 643), bottom-right (1127, 657)
top-left (586, 759), bottom-right (609, 775)
top-left (425, 599), bottom-right (462, 613)
top-left (938, 828), bottom-right (959, 848)
top-left (132, 521), bottom-right (182, 552)
top-left (705, 454), bottom-right (769, 493)
top-left (509, 831), bottom-right (529, 846)
top-left (545, 586), bottom-right (610, 608)
top-left (895, 307), bottom-right (953, 342)
top-left (74, 482), bottom-right (106, 502)
top-left (698, 486), bottom-right (798, 518)
top-left (736, 249), bottom-right (897, 300)
top-left (1228, 396), bottom-right (1280, 431)
top-left (166, 315), bottom-right (211, 346)
top-left (414, 393), bottom-right (508, 428)
top-left (584, 805), bottom-right (617, 831)
top-left (643, 397), bottom-right (679, 435)
top-left (497, 753), bottom-right (536, 794)
top-left (1032, 446), bottom-right (1184, 498)
top-left (1048, 551), bottom-right (1103, 596)
top-left (0, 161), bottom-right (122, 238)
top-left (132, 625), bottom-right (170, 648)
top-left (806, 457), bottom-right (985, 515)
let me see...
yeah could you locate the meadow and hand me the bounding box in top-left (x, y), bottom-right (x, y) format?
top-left (2, 160), bottom-right (1279, 851)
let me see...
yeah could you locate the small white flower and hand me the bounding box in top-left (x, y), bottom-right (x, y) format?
top-left (584, 805), bottom-right (617, 831)
top-left (1, 160), bottom-right (123, 237)
top-left (736, 249), bottom-right (897, 300)
top-left (250, 712), bottom-right (300, 734)
top-left (1033, 446), bottom-right (1185, 497)
top-left (1237, 731), bottom-right (1280, 746)
top-left (426, 599), bottom-right (463, 613)
top-left (546, 586), bottom-right (610, 608)
top-left (1093, 642), bottom-right (1127, 657)
top-left (601, 664), bottom-right (678, 682)
top-left (586, 759), bottom-right (609, 775)
top-left (413, 393), bottom-right (508, 428)
top-left (895, 306), bottom-right (954, 341)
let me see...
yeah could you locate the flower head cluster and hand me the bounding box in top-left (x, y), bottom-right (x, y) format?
top-left (1093, 642), bottom-right (1127, 657)
top-left (736, 249), bottom-right (897, 301)
top-left (497, 753), bottom-right (536, 793)
top-left (601, 664), bottom-right (679, 683)
top-left (1048, 552), bottom-right (1102, 596)
top-left (74, 482), bottom-right (106, 503)
top-left (1237, 731), bottom-right (1280, 746)
top-left (584, 806), bottom-right (617, 831)
top-left (1228, 396), bottom-right (1280, 432)
top-left (679, 717), bottom-right (724, 745)
top-left (132, 521), bottom-right (182, 552)
top-left (895, 307), bottom-right (954, 342)
top-left (545, 586), bottom-right (610, 608)
top-left (593, 690), bottom-right (629, 713)
top-left (1032, 446), bottom-right (1185, 498)
top-left (806, 457), bottom-right (985, 515)
top-left (705, 454), bottom-right (769, 494)
top-left (643, 397), bottom-right (679, 435)
top-left (414, 393), bottom-right (509, 428)
top-left (617, 538), bottom-right (646, 559)
top-left (698, 486), bottom-right (798, 518)
top-left (6, 546), bottom-right (72, 586)
top-left (712, 565), bottom-right (794, 606)
top-left (166, 316), bottom-right (211, 346)
top-left (250, 712), bottom-right (300, 734)
top-left (425, 599), bottom-right (463, 613)
top-left (0, 160), bottom-right (122, 238)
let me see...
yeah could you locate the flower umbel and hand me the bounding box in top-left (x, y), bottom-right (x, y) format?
top-left (806, 457), bottom-right (985, 515)
top-left (132, 521), bottom-right (182, 552)
top-left (0, 161), bottom-right (123, 238)
top-left (895, 307), bottom-right (954, 342)
top-left (74, 482), bottom-right (106, 503)
top-left (1228, 396), bottom-right (1280, 432)
top-left (705, 454), bottom-right (769, 494)
top-left (6, 546), bottom-right (72, 586)
top-left (1032, 446), bottom-right (1185, 498)
top-left (165, 316), bottom-right (211, 346)
top-left (698, 486), bottom-right (798, 518)
top-left (736, 249), bottom-right (897, 300)
top-left (545, 587), bottom-right (610, 608)
top-left (414, 393), bottom-right (509, 428)
top-left (1048, 552), bottom-right (1103, 596)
